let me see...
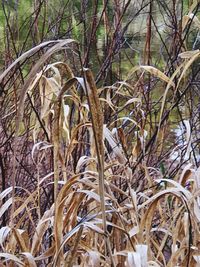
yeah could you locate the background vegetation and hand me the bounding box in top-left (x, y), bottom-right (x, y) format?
top-left (0, 0), bottom-right (200, 266)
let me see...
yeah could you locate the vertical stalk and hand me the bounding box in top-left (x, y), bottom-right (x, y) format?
top-left (102, 0), bottom-right (109, 46)
top-left (84, 69), bottom-right (116, 266)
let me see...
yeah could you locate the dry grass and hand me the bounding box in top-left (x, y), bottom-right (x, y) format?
top-left (0, 36), bottom-right (200, 267)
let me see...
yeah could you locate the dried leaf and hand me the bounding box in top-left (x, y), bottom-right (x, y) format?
top-left (0, 253), bottom-right (24, 266)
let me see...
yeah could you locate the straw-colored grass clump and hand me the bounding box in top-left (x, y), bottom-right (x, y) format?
top-left (0, 39), bottom-right (200, 267)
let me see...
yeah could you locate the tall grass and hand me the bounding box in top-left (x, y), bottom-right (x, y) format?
top-left (0, 1), bottom-right (200, 267)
